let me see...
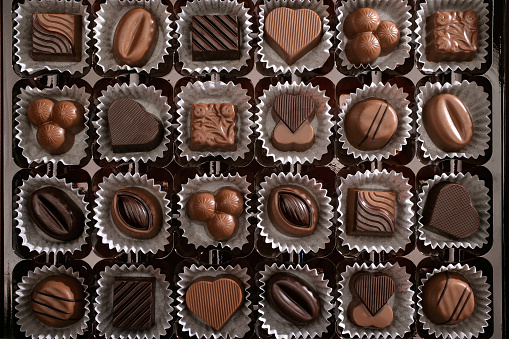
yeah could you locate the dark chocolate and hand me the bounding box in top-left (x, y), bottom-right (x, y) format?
top-left (422, 182), bottom-right (479, 239)
top-left (113, 278), bottom-right (154, 328)
top-left (273, 94), bottom-right (315, 133)
top-left (343, 7), bottom-right (380, 39)
top-left (31, 274), bottom-right (86, 328)
top-left (266, 273), bottom-right (320, 325)
top-left (107, 97), bottom-right (164, 153)
top-left (192, 14), bottom-right (240, 61)
top-left (190, 103), bottom-right (236, 151)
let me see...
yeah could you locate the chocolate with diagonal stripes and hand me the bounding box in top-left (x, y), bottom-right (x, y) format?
top-left (113, 278), bottom-right (155, 328)
top-left (192, 14), bottom-right (240, 61)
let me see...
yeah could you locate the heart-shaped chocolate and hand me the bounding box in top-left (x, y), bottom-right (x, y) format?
top-left (349, 302), bottom-right (393, 328)
top-left (423, 182), bottom-right (479, 239)
top-left (353, 274), bottom-right (395, 316)
top-left (264, 8), bottom-right (322, 65)
top-left (185, 277), bottom-right (244, 330)
top-left (273, 94), bottom-right (315, 133)
top-left (107, 97), bottom-right (164, 153)
top-left (271, 121), bottom-right (315, 152)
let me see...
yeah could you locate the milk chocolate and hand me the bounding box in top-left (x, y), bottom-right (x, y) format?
top-left (113, 8), bottom-right (158, 67)
top-left (190, 103), bottom-right (236, 151)
top-left (51, 100), bottom-right (85, 134)
top-left (36, 122), bottom-right (75, 155)
top-left (345, 99), bottom-right (398, 151)
top-left (264, 8), bottom-right (322, 65)
top-left (343, 7), bottom-right (380, 39)
top-left (215, 188), bottom-right (244, 217)
top-left (207, 212), bottom-right (238, 241)
top-left (422, 272), bottom-right (475, 325)
top-left (31, 275), bottom-right (86, 328)
top-left (192, 14), bottom-right (240, 61)
top-left (187, 192), bottom-right (216, 221)
top-left (32, 13), bottom-right (82, 62)
top-left (422, 93), bottom-right (473, 152)
top-left (113, 277), bottom-right (154, 328)
top-left (28, 98), bottom-right (54, 126)
top-left (345, 32), bottom-right (381, 66)
top-left (374, 20), bottom-right (400, 55)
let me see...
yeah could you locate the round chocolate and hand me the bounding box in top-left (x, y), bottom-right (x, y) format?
top-left (31, 274), bottom-right (86, 328)
top-left (343, 7), bottom-right (380, 38)
top-left (111, 187), bottom-right (163, 239)
top-left (52, 100), bottom-right (85, 134)
top-left (206, 212), bottom-right (238, 241)
top-left (28, 186), bottom-right (85, 241)
top-left (268, 185), bottom-right (319, 237)
top-left (345, 98), bottom-right (398, 151)
top-left (373, 20), bottom-right (400, 55)
top-left (345, 32), bottom-right (381, 65)
top-left (422, 93), bottom-right (473, 152)
top-left (187, 192), bottom-right (216, 221)
top-left (28, 98), bottom-right (54, 126)
top-left (422, 271), bottom-right (475, 325)
top-left (36, 122), bottom-right (75, 155)
top-left (215, 188), bottom-right (244, 217)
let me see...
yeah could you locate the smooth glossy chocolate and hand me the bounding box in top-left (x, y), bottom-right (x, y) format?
top-left (422, 272), bottom-right (475, 325)
top-left (266, 273), bottom-right (320, 325)
top-left (28, 98), bottom-right (54, 126)
top-left (190, 103), bottom-right (236, 151)
top-left (271, 121), bottom-right (315, 152)
top-left (426, 11), bottom-right (478, 62)
top-left (113, 277), bottom-right (154, 328)
top-left (31, 275), bottom-right (86, 328)
top-left (345, 32), bottom-right (381, 66)
top-left (264, 8), bottom-right (322, 65)
top-left (422, 182), bottom-right (479, 239)
top-left (32, 13), bottom-right (82, 62)
top-left (343, 7), bottom-right (380, 39)
top-left (422, 93), bottom-right (473, 152)
top-left (187, 192), bottom-right (216, 221)
top-left (215, 188), bottom-right (244, 217)
top-left (186, 276), bottom-right (244, 330)
top-left (108, 97), bottom-right (164, 153)
top-left (348, 272), bottom-right (395, 328)
top-left (36, 122), bottom-right (75, 155)
top-left (207, 212), bottom-right (238, 241)
top-left (268, 185), bottom-right (318, 237)
top-left (111, 187), bottom-right (163, 239)
top-left (51, 100), bottom-right (85, 134)
top-left (374, 20), bottom-right (400, 55)
top-left (192, 14), bottom-right (240, 61)
top-left (346, 188), bottom-right (396, 237)
top-left (345, 99), bottom-right (398, 151)
top-left (113, 8), bottom-right (158, 67)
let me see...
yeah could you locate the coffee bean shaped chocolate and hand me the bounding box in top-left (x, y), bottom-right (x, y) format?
top-left (267, 273), bottom-right (320, 325)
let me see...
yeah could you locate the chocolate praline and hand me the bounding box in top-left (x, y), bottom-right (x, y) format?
top-left (345, 32), bottom-right (381, 66)
top-left (215, 188), bottom-right (244, 217)
top-left (51, 100), bottom-right (85, 135)
top-left (343, 7), bottom-right (380, 38)
top-left (28, 98), bottom-right (54, 126)
top-left (36, 122), bottom-right (75, 155)
top-left (374, 20), bottom-right (400, 55)
top-left (187, 192), bottom-right (216, 221)
top-left (113, 277), bottom-right (155, 328)
top-left (206, 212), bottom-right (238, 241)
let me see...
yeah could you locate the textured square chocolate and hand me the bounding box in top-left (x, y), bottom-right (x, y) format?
top-left (191, 14), bottom-right (240, 61)
top-left (32, 13), bottom-right (82, 62)
top-left (346, 188), bottom-right (396, 237)
top-left (190, 103), bottom-right (237, 151)
top-left (112, 278), bottom-right (154, 329)
top-left (425, 11), bottom-right (478, 62)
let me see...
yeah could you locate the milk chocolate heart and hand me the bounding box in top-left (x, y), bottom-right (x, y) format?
top-left (271, 121), bottom-right (315, 152)
top-left (349, 302), bottom-right (394, 328)
top-left (273, 94), bottom-right (315, 132)
top-left (422, 182), bottom-right (479, 239)
top-left (107, 97), bottom-right (164, 153)
top-left (185, 276), bottom-right (244, 330)
top-left (264, 8), bottom-right (322, 65)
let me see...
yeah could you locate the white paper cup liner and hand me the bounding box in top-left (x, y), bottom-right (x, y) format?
top-left (416, 80), bottom-right (491, 160)
top-left (337, 169), bottom-right (413, 253)
top-left (15, 175), bottom-right (90, 254)
top-left (417, 263), bottom-right (491, 339)
top-left (14, 85), bottom-right (90, 165)
top-left (177, 173), bottom-right (251, 250)
top-left (415, 0), bottom-right (489, 73)
top-left (336, 0), bottom-right (412, 71)
top-left (94, 173), bottom-right (171, 254)
top-left (95, 83), bottom-right (172, 163)
top-left (258, 0), bottom-right (334, 74)
top-left (177, 264), bottom-right (252, 339)
top-left (337, 262), bottom-right (414, 339)
top-left (95, 264), bottom-right (173, 339)
top-left (255, 82), bottom-right (333, 164)
top-left (176, 0), bottom-right (253, 74)
top-left (259, 264), bottom-right (334, 339)
top-left (15, 265), bottom-right (90, 339)
top-left (417, 172), bottom-right (490, 250)
top-left (338, 82), bottom-right (412, 161)
top-left (13, 0), bottom-right (91, 76)
top-left (94, 0), bottom-right (172, 74)
top-left (176, 80), bottom-right (253, 161)
top-left (257, 172), bottom-right (333, 253)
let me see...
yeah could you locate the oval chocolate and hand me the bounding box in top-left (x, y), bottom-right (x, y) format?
top-left (28, 186), bottom-right (85, 241)
top-left (267, 273), bottom-right (320, 325)
top-left (422, 93), bottom-right (474, 152)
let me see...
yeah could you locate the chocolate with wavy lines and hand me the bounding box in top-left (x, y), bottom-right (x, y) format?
top-left (346, 188), bottom-right (396, 237)
top-left (32, 13), bottom-right (82, 62)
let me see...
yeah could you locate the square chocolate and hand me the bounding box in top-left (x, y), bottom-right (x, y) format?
top-left (425, 11), bottom-right (478, 62)
top-left (346, 188), bottom-right (396, 237)
top-left (191, 14), bottom-right (240, 61)
top-left (112, 278), bottom-right (155, 328)
top-left (32, 13), bottom-right (82, 62)
top-left (190, 103), bottom-right (237, 151)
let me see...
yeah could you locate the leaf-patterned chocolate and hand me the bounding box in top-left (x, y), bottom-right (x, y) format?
top-left (190, 103), bottom-right (236, 151)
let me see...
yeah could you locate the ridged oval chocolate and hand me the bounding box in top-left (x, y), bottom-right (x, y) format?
top-left (267, 273), bottom-right (320, 325)
top-left (28, 186), bottom-right (85, 241)
top-left (278, 192), bottom-right (310, 227)
top-left (113, 8), bottom-right (158, 67)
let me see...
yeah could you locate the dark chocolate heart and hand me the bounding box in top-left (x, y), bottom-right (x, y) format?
top-left (107, 97), bottom-right (164, 153)
top-left (353, 274), bottom-right (395, 316)
top-left (273, 94), bottom-right (314, 133)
